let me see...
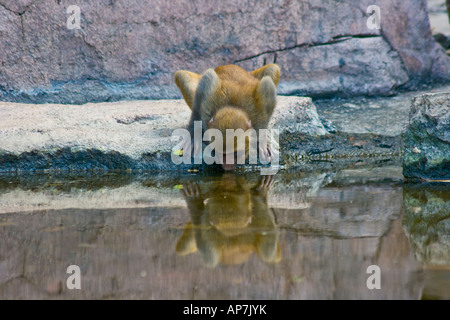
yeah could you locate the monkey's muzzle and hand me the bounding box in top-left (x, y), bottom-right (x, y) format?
top-left (220, 149), bottom-right (248, 171)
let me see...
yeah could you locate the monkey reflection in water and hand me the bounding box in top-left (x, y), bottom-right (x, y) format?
top-left (176, 175), bottom-right (281, 267)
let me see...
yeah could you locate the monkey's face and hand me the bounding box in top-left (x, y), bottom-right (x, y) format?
top-left (204, 175), bottom-right (253, 235)
top-left (208, 107), bottom-right (252, 171)
top-left (205, 193), bottom-right (252, 235)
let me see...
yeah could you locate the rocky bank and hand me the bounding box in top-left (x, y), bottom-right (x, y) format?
top-left (0, 94), bottom-right (406, 173)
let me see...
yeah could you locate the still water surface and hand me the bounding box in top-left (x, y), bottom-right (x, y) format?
top-left (0, 166), bottom-right (448, 299)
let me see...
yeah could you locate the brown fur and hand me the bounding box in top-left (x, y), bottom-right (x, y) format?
top-left (176, 175), bottom-right (281, 267)
top-left (174, 64), bottom-right (281, 169)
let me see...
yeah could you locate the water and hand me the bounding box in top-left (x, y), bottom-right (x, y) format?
top-left (0, 165), bottom-right (449, 299)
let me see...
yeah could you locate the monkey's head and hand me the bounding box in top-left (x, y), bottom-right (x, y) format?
top-left (204, 174), bottom-right (252, 234)
top-left (208, 107), bottom-right (252, 171)
top-left (174, 64), bottom-right (280, 171)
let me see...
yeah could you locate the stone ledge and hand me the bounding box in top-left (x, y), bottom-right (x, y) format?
top-left (0, 97), bottom-right (324, 172)
top-left (0, 96), bottom-right (406, 173)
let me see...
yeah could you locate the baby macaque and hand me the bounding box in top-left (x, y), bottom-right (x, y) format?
top-left (175, 174), bottom-right (281, 267)
top-left (174, 64), bottom-right (280, 170)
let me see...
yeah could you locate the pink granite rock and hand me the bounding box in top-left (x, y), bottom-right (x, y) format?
top-left (0, 0), bottom-right (448, 103)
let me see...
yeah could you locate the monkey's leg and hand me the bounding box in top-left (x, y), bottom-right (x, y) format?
top-left (174, 70), bottom-right (202, 110)
top-left (251, 63), bottom-right (281, 86)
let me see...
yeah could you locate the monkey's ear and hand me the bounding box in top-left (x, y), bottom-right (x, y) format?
top-left (174, 70), bottom-right (202, 110)
top-left (256, 76), bottom-right (277, 115)
top-left (251, 63), bottom-right (281, 87)
top-left (193, 69), bottom-right (220, 118)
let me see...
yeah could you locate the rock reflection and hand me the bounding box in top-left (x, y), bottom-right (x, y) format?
top-left (176, 175), bottom-right (280, 267)
top-left (403, 184), bottom-right (450, 266)
top-left (1, 168), bottom-right (448, 299)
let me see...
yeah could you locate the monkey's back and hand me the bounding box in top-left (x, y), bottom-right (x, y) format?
top-left (214, 65), bottom-right (260, 111)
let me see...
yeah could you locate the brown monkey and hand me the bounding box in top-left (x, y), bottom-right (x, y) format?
top-left (176, 174), bottom-right (281, 267)
top-left (174, 64), bottom-right (281, 170)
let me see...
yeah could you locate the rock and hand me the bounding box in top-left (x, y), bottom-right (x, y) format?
top-left (434, 33), bottom-right (450, 50)
top-left (275, 37), bottom-right (409, 98)
top-left (315, 83), bottom-right (450, 137)
top-left (381, 0), bottom-right (450, 82)
top-left (403, 184), bottom-right (450, 266)
top-left (0, 0), bottom-right (448, 104)
top-left (403, 92), bottom-right (450, 180)
top-left (271, 96), bottom-right (329, 136)
top-left (0, 97), bottom-right (330, 172)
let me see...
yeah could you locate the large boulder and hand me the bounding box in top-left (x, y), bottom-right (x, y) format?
top-left (403, 92), bottom-right (450, 180)
top-left (0, 0), bottom-right (448, 104)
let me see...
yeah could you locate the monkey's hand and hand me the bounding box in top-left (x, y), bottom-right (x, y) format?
top-left (181, 182), bottom-right (205, 220)
top-left (254, 175), bottom-right (275, 197)
top-left (259, 143), bottom-right (273, 163)
top-left (258, 133), bottom-right (279, 164)
top-left (181, 181), bottom-right (202, 201)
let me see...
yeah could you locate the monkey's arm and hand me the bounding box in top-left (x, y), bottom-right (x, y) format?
top-left (176, 69), bottom-right (221, 155)
top-left (188, 68), bottom-right (220, 132)
top-left (176, 182), bottom-right (205, 256)
top-left (250, 175), bottom-right (276, 229)
top-left (250, 176), bottom-right (281, 262)
top-left (251, 63), bottom-right (279, 130)
top-left (252, 76), bottom-right (278, 163)
top-left (180, 181), bottom-right (221, 267)
top-left (254, 76), bottom-right (277, 129)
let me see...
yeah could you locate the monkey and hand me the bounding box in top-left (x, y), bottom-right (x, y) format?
top-left (174, 64), bottom-right (281, 170)
top-left (175, 174), bottom-right (281, 267)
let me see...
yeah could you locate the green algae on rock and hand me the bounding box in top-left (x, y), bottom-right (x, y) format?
top-left (403, 92), bottom-right (450, 180)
